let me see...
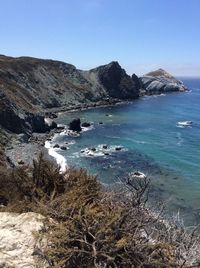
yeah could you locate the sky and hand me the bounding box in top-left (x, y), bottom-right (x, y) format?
top-left (0, 0), bottom-right (200, 76)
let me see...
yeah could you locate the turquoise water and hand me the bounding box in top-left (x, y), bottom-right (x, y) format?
top-left (53, 78), bottom-right (200, 225)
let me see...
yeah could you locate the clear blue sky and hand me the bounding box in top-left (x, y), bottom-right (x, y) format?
top-left (0, 0), bottom-right (200, 76)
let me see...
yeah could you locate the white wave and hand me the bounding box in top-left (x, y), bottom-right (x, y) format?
top-left (45, 141), bottom-right (68, 173)
top-left (176, 132), bottom-right (184, 146)
top-left (81, 125), bottom-right (94, 132)
top-left (80, 144), bottom-right (127, 158)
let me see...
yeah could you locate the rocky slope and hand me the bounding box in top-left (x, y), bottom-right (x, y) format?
top-left (0, 55), bottom-right (140, 135)
top-left (139, 68), bottom-right (187, 95)
top-left (0, 55), bottom-right (187, 137)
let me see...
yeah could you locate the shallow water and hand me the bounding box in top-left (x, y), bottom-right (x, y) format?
top-left (51, 78), bottom-right (200, 225)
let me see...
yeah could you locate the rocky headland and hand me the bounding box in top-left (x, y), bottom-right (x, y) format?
top-left (0, 54), bottom-right (188, 168)
top-left (0, 55), bottom-right (198, 268)
top-left (139, 68), bottom-right (187, 95)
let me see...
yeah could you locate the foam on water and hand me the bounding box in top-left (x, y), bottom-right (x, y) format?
top-left (45, 141), bottom-right (68, 172)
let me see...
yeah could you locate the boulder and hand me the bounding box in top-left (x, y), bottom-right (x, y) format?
top-left (82, 122), bottom-right (91, 127)
top-left (60, 146), bottom-right (67, 150)
top-left (69, 118), bottom-right (81, 132)
top-left (53, 144), bottom-right (60, 148)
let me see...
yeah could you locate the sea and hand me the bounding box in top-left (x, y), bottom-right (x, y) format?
top-left (46, 78), bottom-right (200, 226)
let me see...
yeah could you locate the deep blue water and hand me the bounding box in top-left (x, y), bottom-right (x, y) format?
top-left (53, 78), bottom-right (200, 225)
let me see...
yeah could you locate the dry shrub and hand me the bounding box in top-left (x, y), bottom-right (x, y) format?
top-left (0, 154), bottom-right (200, 267)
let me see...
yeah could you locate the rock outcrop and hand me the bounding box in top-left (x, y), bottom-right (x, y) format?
top-left (86, 61), bottom-right (140, 99)
top-left (139, 68), bottom-right (187, 95)
top-left (0, 212), bottom-right (47, 268)
top-left (0, 55), bottom-right (187, 136)
top-left (0, 55), bottom-right (140, 135)
top-left (69, 118), bottom-right (82, 132)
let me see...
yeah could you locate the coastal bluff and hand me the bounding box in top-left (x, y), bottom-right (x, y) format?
top-left (0, 55), bottom-right (186, 137)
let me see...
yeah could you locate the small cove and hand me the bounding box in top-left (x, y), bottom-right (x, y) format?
top-left (47, 78), bottom-right (200, 225)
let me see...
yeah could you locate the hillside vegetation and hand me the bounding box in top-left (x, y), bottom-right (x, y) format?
top-left (0, 154), bottom-right (199, 268)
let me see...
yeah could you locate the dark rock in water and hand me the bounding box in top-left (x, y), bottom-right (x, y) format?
top-left (91, 148), bottom-right (96, 152)
top-left (103, 145), bottom-right (108, 149)
top-left (81, 150), bottom-right (85, 153)
top-left (104, 152), bottom-right (109, 156)
top-left (60, 146), bottom-right (67, 150)
top-left (115, 146), bottom-right (122, 151)
top-left (18, 160), bottom-right (25, 165)
top-left (53, 144), bottom-right (60, 148)
top-left (46, 138), bottom-right (52, 141)
top-left (82, 122), bottom-right (91, 127)
top-left (99, 122), bottom-right (103, 125)
top-left (69, 118), bottom-right (81, 132)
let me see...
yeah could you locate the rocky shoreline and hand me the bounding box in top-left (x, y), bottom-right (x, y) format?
top-left (4, 98), bottom-right (133, 168)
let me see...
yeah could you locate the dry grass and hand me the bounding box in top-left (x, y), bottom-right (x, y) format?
top-left (0, 154), bottom-right (200, 267)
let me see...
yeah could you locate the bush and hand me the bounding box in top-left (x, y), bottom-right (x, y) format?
top-left (0, 154), bottom-right (200, 267)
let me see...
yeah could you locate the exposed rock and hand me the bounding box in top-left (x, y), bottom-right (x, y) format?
top-left (90, 148), bottom-right (96, 152)
top-left (0, 55), bottom-right (187, 137)
top-left (115, 146), bottom-right (122, 151)
top-left (60, 146), bottom-right (67, 150)
top-left (88, 61), bottom-right (140, 100)
top-left (139, 68), bottom-right (187, 95)
top-left (99, 122), bottom-right (103, 125)
top-left (103, 145), bottom-right (108, 149)
top-left (81, 122), bottom-right (91, 127)
top-left (53, 144), bottom-right (60, 148)
top-left (69, 118), bottom-right (81, 132)
top-left (0, 212), bottom-right (47, 268)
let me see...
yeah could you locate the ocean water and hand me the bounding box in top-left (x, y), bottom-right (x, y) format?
top-left (51, 78), bottom-right (200, 225)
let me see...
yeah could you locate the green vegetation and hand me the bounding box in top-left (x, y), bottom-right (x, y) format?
top-left (0, 154), bottom-right (199, 267)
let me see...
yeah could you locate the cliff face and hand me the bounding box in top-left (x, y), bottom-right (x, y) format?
top-left (0, 56), bottom-right (140, 134)
top-left (0, 56), bottom-right (187, 135)
top-left (139, 68), bottom-right (187, 95)
top-left (85, 61), bottom-right (139, 99)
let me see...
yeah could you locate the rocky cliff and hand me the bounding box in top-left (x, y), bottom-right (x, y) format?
top-left (0, 55), bottom-right (187, 136)
top-left (0, 55), bottom-right (140, 134)
top-left (139, 68), bottom-right (187, 95)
